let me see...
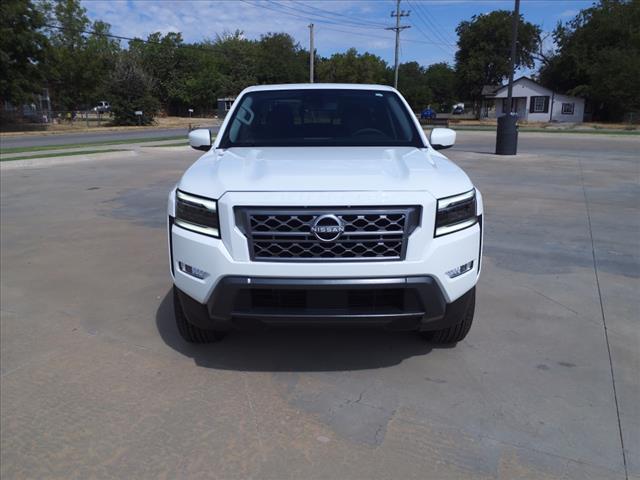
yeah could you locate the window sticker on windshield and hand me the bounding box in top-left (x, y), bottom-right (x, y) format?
top-left (375, 93), bottom-right (383, 97)
top-left (236, 106), bottom-right (254, 126)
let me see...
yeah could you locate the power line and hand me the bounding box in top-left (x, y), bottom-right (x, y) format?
top-left (242, 0), bottom-right (456, 51)
top-left (43, 23), bottom-right (217, 54)
top-left (318, 24), bottom-right (455, 48)
top-left (241, 0), bottom-right (385, 32)
top-left (406, 0), bottom-right (452, 42)
top-left (280, 0), bottom-right (389, 29)
top-left (408, 0), bottom-right (457, 48)
top-left (406, 1), bottom-right (455, 52)
top-left (44, 19), bottom-right (453, 56)
top-left (247, 0), bottom-right (454, 48)
top-left (45, 23), bottom-right (144, 45)
top-left (404, 2), bottom-right (455, 56)
top-left (289, 1), bottom-right (389, 28)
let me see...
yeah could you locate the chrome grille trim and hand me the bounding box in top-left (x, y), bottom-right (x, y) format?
top-left (236, 206), bottom-right (421, 262)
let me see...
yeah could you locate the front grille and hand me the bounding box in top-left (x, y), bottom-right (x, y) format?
top-left (236, 206), bottom-right (420, 261)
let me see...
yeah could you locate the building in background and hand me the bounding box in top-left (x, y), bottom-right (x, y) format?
top-left (217, 97), bottom-right (236, 119)
top-left (482, 77), bottom-right (585, 123)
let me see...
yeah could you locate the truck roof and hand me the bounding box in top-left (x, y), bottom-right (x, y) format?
top-left (241, 83), bottom-right (397, 93)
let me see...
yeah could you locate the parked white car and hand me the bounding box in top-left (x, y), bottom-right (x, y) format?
top-left (93, 100), bottom-right (110, 113)
top-left (168, 84), bottom-right (483, 344)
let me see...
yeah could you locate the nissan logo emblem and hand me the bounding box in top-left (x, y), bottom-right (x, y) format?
top-left (310, 214), bottom-right (345, 242)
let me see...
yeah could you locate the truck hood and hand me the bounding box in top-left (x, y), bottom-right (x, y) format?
top-left (178, 146), bottom-right (473, 199)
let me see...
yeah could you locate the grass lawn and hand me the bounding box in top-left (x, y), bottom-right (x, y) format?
top-left (1, 148), bottom-right (128, 162)
top-left (0, 135), bottom-right (185, 154)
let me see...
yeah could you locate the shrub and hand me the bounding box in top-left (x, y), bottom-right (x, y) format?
top-left (108, 53), bottom-right (159, 126)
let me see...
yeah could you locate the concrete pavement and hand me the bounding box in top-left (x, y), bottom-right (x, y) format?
top-left (1, 131), bottom-right (638, 479)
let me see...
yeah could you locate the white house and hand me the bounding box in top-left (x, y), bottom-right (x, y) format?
top-left (483, 77), bottom-right (585, 123)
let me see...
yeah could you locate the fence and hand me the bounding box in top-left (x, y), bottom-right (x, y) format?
top-left (624, 112), bottom-right (639, 125)
top-left (0, 109), bottom-right (115, 132)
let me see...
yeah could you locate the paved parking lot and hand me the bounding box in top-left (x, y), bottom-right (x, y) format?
top-left (1, 131), bottom-right (638, 479)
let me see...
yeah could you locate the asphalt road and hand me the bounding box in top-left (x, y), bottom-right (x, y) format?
top-left (1, 123), bottom-right (633, 155)
top-left (1, 131), bottom-right (638, 479)
top-left (0, 126), bottom-right (220, 149)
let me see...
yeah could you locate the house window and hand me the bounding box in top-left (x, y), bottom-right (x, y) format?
top-left (532, 96), bottom-right (547, 113)
top-left (561, 102), bottom-right (574, 115)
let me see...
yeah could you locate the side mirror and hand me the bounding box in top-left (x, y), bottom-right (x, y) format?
top-left (430, 128), bottom-right (456, 150)
top-left (188, 128), bottom-right (212, 151)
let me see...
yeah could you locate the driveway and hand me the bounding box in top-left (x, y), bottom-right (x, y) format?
top-left (1, 131), bottom-right (638, 479)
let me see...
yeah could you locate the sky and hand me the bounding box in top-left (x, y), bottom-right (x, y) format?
top-left (83, 0), bottom-right (595, 68)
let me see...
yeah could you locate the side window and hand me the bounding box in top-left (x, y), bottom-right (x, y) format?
top-left (561, 103), bottom-right (575, 115)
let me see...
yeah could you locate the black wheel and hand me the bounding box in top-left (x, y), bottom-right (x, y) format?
top-left (423, 287), bottom-right (475, 344)
top-left (173, 287), bottom-right (225, 343)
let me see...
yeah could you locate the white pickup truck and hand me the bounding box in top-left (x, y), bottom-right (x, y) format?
top-left (168, 84), bottom-right (483, 345)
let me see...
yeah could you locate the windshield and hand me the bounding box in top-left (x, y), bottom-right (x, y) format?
top-left (219, 89), bottom-right (423, 148)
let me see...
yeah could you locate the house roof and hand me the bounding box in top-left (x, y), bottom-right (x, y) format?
top-left (481, 84), bottom-right (501, 97)
top-left (484, 76), bottom-right (582, 100)
top-left (482, 76), bottom-right (549, 97)
top-left (494, 76), bottom-right (543, 94)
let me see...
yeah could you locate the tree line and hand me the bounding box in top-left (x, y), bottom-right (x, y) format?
top-left (1, 0), bottom-right (637, 125)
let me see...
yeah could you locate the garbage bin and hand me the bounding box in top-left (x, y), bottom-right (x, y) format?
top-left (495, 113), bottom-right (518, 155)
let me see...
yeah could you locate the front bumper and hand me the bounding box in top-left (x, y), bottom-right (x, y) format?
top-left (175, 275), bottom-right (467, 332)
top-left (169, 189), bottom-right (483, 311)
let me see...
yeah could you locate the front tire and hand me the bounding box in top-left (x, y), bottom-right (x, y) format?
top-left (423, 287), bottom-right (475, 344)
top-left (173, 287), bottom-right (224, 343)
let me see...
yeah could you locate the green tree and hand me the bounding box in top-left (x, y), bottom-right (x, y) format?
top-left (209, 31), bottom-right (259, 97)
top-left (168, 43), bottom-right (222, 116)
top-left (0, 0), bottom-right (49, 106)
top-left (43, 0), bottom-right (90, 109)
top-left (77, 21), bottom-right (120, 103)
top-left (424, 63), bottom-right (456, 112)
top-left (317, 48), bottom-right (391, 84)
top-left (44, 0), bottom-right (120, 110)
top-left (538, 0), bottom-right (640, 121)
top-left (255, 33), bottom-right (307, 84)
top-left (129, 32), bottom-right (188, 114)
top-left (455, 10), bottom-right (541, 109)
top-left (397, 62), bottom-right (431, 111)
top-left (107, 51), bottom-right (159, 125)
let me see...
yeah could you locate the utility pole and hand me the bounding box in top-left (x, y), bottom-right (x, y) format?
top-left (308, 23), bottom-right (314, 83)
top-left (385, 0), bottom-right (410, 89)
top-left (505, 0), bottom-right (520, 113)
top-left (495, 0), bottom-right (520, 155)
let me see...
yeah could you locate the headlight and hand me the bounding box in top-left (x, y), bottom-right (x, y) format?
top-left (175, 190), bottom-right (220, 238)
top-left (435, 189), bottom-right (478, 237)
